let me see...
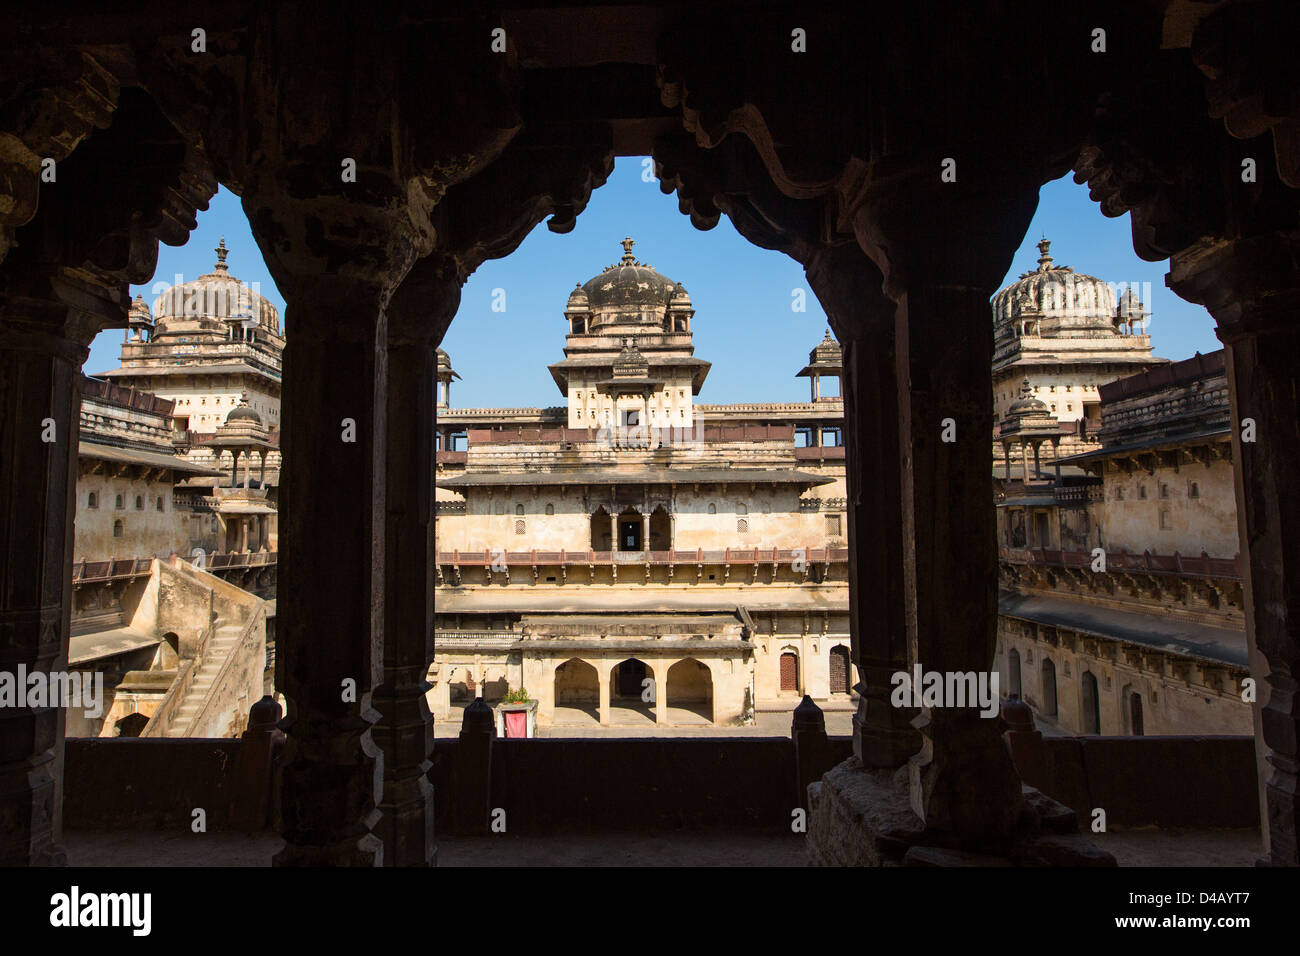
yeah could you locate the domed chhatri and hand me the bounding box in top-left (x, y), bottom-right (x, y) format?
top-left (150, 235), bottom-right (281, 335)
top-left (224, 391), bottom-right (263, 426)
top-left (990, 237), bottom-right (1132, 338)
top-left (577, 236), bottom-right (680, 319)
top-left (1007, 377), bottom-right (1050, 416)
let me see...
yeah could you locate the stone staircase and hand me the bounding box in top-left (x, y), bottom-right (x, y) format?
top-left (172, 624), bottom-right (245, 733)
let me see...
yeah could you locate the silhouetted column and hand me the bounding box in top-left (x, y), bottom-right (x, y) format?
top-left (806, 244), bottom-right (919, 769)
top-left (792, 695), bottom-right (829, 811)
top-left (1169, 231), bottom-right (1300, 865)
top-left (457, 698), bottom-right (494, 835)
top-left (854, 179), bottom-right (1038, 847)
top-left (371, 263), bottom-right (461, 866)
top-left (272, 278), bottom-right (390, 867)
top-left (0, 295), bottom-right (97, 866)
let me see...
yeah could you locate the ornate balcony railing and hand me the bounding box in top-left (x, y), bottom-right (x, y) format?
top-left (999, 546), bottom-right (1241, 580)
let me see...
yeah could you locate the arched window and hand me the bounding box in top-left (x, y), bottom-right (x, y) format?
top-left (515, 503), bottom-right (524, 516)
top-left (514, 519), bottom-right (525, 534)
top-left (545, 503), bottom-right (554, 515)
top-left (156, 496), bottom-right (165, 511)
top-left (1040, 658), bottom-right (1058, 717)
top-left (135, 495), bottom-right (144, 510)
top-left (1081, 671), bottom-right (1101, 734)
top-left (112, 519), bottom-right (124, 538)
top-left (87, 492), bottom-right (98, 509)
top-left (707, 503), bottom-right (716, 514)
top-left (736, 518), bottom-right (748, 533)
top-left (1007, 648), bottom-right (1022, 697)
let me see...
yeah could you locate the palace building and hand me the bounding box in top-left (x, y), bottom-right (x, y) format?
top-left (62, 241), bottom-right (280, 742)
top-left (436, 237), bottom-right (1249, 738)
top-left (434, 238), bottom-right (851, 728)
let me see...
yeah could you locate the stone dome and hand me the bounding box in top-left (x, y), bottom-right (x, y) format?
top-left (129, 293), bottom-right (152, 324)
top-left (225, 393), bottom-right (263, 425)
top-left (1006, 378), bottom-right (1050, 416)
top-left (566, 283), bottom-right (589, 310)
top-left (577, 237), bottom-right (678, 326)
top-left (991, 238), bottom-right (1120, 340)
top-left (152, 237), bottom-right (281, 335)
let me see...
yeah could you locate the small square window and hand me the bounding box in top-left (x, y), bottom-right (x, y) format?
top-left (826, 514), bottom-right (842, 537)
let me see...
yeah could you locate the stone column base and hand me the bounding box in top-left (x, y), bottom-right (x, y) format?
top-left (806, 756), bottom-right (1116, 866)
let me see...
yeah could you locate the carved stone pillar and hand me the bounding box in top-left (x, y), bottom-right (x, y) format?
top-left (0, 295), bottom-right (98, 866)
top-left (853, 178), bottom-right (1040, 848)
top-left (271, 279), bottom-right (391, 867)
top-left (805, 243), bottom-right (919, 769)
top-left (1169, 231), bottom-right (1300, 866)
top-left (371, 261), bottom-right (461, 867)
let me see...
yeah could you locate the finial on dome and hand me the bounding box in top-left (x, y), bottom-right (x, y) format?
top-left (1036, 237), bottom-right (1053, 272)
top-left (620, 236), bottom-right (636, 264)
top-left (214, 236), bottom-right (230, 271)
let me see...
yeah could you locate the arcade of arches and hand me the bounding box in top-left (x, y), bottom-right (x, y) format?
top-left (3, 3), bottom-right (1300, 867)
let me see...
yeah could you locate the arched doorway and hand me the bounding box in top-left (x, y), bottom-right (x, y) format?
top-left (553, 658), bottom-right (599, 725)
top-left (829, 645), bottom-right (851, 695)
top-left (1080, 670), bottom-right (1101, 734)
top-left (1007, 648), bottom-right (1022, 697)
top-left (1129, 690), bottom-right (1145, 736)
top-left (590, 506), bottom-right (612, 551)
top-left (1040, 658), bottom-right (1057, 718)
top-left (617, 507), bottom-right (643, 552)
top-left (610, 658), bottom-right (655, 725)
top-left (115, 712), bottom-right (149, 738)
top-left (779, 651), bottom-right (800, 694)
top-left (666, 658), bottom-right (713, 723)
top-left (648, 505), bottom-right (671, 551)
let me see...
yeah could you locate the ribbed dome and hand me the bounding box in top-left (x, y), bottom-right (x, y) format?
top-left (579, 237), bottom-right (678, 322)
top-left (991, 238), bottom-right (1119, 339)
top-left (152, 237), bottom-right (281, 335)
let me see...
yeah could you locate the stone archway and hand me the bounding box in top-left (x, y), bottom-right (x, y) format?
top-left (610, 659), bottom-right (655, 725)
top-left (665, 659), bottom-right (714, 724)
top-left (553, 659), bottom-right (599, 726)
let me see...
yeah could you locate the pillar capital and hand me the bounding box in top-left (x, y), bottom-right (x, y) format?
top-left (1168, 229), bottom-right (1300, 343)
top-left (848, 166), bottom-right (1044, 300)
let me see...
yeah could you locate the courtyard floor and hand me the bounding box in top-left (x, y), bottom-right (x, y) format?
top-left (63, 827), bottom-right (1262, 867)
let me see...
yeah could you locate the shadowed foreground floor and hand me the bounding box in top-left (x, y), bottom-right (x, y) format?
top-left (64, 827), bottom-right (1261, 867)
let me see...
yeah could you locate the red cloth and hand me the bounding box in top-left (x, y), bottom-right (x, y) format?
top-left (505, 710), bottom-right (527, 738)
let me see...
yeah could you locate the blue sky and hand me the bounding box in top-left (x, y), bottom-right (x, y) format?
top-left (88, 157), bottom-right (1223, 405)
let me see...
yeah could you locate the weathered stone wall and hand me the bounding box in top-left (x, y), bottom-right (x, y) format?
top-left (1096, 457), bottom-right (1238, 557)
top-left (74, 473), bottom-right (188, 561)
top-left (995, 621), bottom-right (1252, 736)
